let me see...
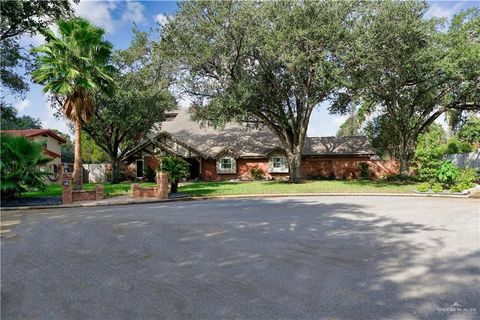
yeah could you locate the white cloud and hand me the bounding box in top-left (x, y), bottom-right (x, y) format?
top-left (154, 13), bottom-right (169, 26)
top-left (122, 1), bottom-right (145, 24)
top-left (15, 100), bottom-right (31, 113)
top-left (425, 2), bottom-right (464, 20)
top-left (73, 0), bottom-right (117, 33)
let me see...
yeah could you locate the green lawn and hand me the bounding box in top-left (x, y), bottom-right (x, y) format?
top-left (178, 180), bottom-right (418, 197)
top-left (21, 179), bottom-right (417, 199)
top-left (22, 182), bottom-right (156, 198)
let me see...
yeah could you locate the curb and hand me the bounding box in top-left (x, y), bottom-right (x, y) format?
top-left (1, 192), bottom-right (474, 211)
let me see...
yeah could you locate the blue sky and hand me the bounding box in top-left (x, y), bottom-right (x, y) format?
top-left (6, 0), bottom-right (479, 137)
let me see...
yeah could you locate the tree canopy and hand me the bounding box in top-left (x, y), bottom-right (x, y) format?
top-left (0, 103), bottom-right (42, 130)
top-left (83, 28), bottom-right (176, 183)
top-left (0, 0), bottom-right (76, 97)
top-left (159, 0), bottom-right (356, 182)
top-left (331, 2), bottom-right (480, 174)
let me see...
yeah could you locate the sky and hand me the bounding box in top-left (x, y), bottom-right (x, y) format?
top-left (5, 0), bottom-right (479, 138)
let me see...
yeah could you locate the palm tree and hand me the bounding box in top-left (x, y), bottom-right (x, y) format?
top-left (32, 18), bottom-right (115, 189)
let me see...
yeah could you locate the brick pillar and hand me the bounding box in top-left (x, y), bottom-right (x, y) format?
top-left (62, 173), bottom-right (73, 204)
top-left (131, 183), bottom-right (140, 198)
top-left (95, 185), bottom-right (104, 200)
top-left (156, 172), bottom-right (169, 199)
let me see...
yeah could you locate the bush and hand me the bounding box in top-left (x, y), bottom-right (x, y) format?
top-left (436, 161), bottom-right (459, 188)
top-left (159, 156), bottom-right (190, 193)
top-left (250, 166), bottom-right (264, 180)
top-left (416, 183), bottom-right (430, 192)
top-left (0, 134), bottom-right (52, 199)
top-left (450, 169), bottom-right (477, 192)
top-left (358, 162), bottom-right (370, 180)
top-left (431, 183), bottom-right (443, 193)
top-left (414, 126), bottom-right (445, 182)
top-left (144, 166), bottom-right (156, 182)
top-left (443, 139), bottom-right (474, 154)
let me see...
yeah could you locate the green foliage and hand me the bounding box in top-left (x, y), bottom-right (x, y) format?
top-left (160, 156), bottom-right (190, 193)
top-left (416, 183), bottom-right (430, 193)
top-left (358, 162), bottom-right (370, 180)
top-left (0, 103), bottom-right (42, 130)
top-left (414, 125), bottom-right (446, 182)
top-left (443, 138), bottom-right (474, 154)
top-left (83, 28), bottom-right (176, 183)
top-left (0, 134), bottom-right (52, 199)
top-left (144, 166), bottom-right (156, 182)
top-left (431, 183), bottom-right (443, 193)
top-left (159, 0), bottom-right (356, 182)
top-left (0, 0), bottom-right (76, 96)
top-left (343, 4), bottom-right (480, 174)
top-left (436, 161), bottom-right (460, 188)
top-left (250, 166), bottom-right (265, 180)
top-left (450, 169), bottom-right (477, 192)
top-left (81, 132), bottom-right (108, 163)
top-left (457, 117), bottom-right (480, 144)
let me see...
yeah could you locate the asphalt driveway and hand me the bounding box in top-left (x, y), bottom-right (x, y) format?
top-left (1, 196), bottom-right (479, 320)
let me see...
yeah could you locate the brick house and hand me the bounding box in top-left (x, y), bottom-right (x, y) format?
top-left (1, 129), bottom-right (66, 183)
top-left (122, 109), bottom-right (397, 181)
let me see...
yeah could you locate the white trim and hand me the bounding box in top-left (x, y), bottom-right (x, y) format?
top-left (269, 154), bottom-right (289, 173)
top-left (216, 156), bottom-right (236, 174)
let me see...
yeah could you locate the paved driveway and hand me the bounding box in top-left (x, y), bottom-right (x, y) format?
top-left (1, 196), bottom-right (479, 320)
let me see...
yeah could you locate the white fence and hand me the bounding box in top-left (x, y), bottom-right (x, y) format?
top-left (443, 151), bottom-right (480, 170)
top-left (82, 164), bottom-right (107, 183)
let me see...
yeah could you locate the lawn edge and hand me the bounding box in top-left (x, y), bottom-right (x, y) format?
top-left (1, 192), bottom-right (473, 211)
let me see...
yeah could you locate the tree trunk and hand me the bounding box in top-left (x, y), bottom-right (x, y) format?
top-left (111, 159), bottom-right (121, 184)
top-left (171, 180), bottom-right (179, 193)
top-left (287, 151), bottom-right (302, 183)
top-left (399, 158), bottom-right (409, 176)
top-left (73, 120), bottom-right (83, 189)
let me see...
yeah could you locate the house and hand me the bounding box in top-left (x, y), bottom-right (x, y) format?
top-left (122, 108), bottom-right (397, 181)
top-left (1, 129), bottom-right (66, 183)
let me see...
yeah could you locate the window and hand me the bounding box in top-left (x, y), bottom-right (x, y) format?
top-left (216, 156), bottom-right (236, 174)
top-left (269, 155), bottom-right (288, 173)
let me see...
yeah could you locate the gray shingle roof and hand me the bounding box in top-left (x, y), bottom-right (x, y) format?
top-left (146, 108), bottom-right (373, 158)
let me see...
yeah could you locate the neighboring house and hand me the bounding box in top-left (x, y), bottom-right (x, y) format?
top-left (1, 129), bottom-right (66, 183)
top-left (123, 109), bottom-right (397, 181)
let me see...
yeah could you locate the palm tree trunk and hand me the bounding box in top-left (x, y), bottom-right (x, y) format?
top-left (73, 120), bottom-right (83, 189)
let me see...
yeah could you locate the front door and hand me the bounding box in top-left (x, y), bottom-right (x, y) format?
top-left (185, 158), bottom-right (200, 179)
top-left (136, 159), bottom-right (144, 178)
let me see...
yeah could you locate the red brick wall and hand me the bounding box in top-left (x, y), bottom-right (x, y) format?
top-left (200, 157), bottom-right (399, 181)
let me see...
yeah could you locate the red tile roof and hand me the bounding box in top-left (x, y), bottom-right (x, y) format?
top-left (1, 129), bottom-right (66, 144)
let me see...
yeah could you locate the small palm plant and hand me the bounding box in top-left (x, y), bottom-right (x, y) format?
top-left (32, 18), bottom-right (115, 189)
top-left (0, 134), bottom-right (52, 200)
top-left (159, 156), bottom-right (190, 193)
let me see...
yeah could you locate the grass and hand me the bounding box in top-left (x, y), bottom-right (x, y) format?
top-left (178, 180), bottom-right (418, 197)
top-left (21, 181), bottom-right (156, 198)
top-left (20, 179), bottom-right (418, 199)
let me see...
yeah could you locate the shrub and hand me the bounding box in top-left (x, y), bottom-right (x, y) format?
top-left (159, 156), bottom-right (190, 193)
top-left (443, 139), bottom-right (474, 154)
top-left (358, 162), bottom-right (370, 180)
top-left (250, 166), bottom-right (264, 180)
top-left (450, 169), bottom-right (477, 192)
top-left (416, 183), bottom-right (430, 192)
top-left (436, 161), bottom-right (459, 188)
top-left (144, 166), bottom-right (156, 182)
top-left (431, 183), bottom-right (443, 193)
top-left (0, 134), bottom-right (52, 199)
top-left (414, 126), bottom-right (445, 182)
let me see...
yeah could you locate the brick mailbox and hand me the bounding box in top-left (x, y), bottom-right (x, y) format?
top-left (62, 173), bottom-right (104, 205)
top-left (131, 172), bottom-right (169, 199)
